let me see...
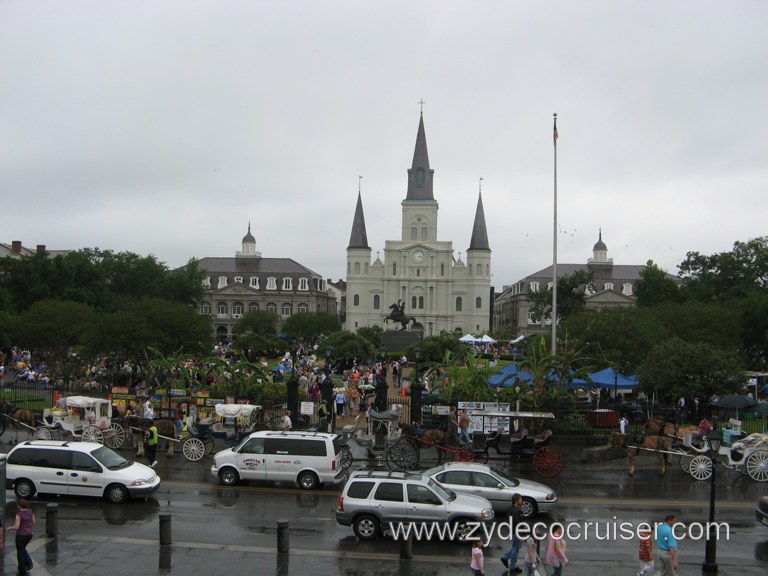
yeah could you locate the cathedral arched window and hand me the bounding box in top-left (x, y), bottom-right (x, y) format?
top-left (418, 296), bottom-right (424, 309)
top-left (456, 297), bottom-right (463, 312)
top-left (412, 296), bottom-right (417, 309)
top-left (440, 264), bottom-right (445, 276)
top-left (476, 264), bottom-right (482, 276)
top-left (353, 295), bottom-right (360, 306)
top-left (486, 264), bottom-right (489, 276)
top-left (421, 226), bottom-right (428, 240)
top-left (393, 263), bottom-right (397, 275)
top-left (364, 263), bottom-right (368, 273)
top-left (354, 262), bottom-right (360, 274)
top-left (475, 297), bottom-right (482, 309)
top-left (411, 227), bottom-right (417, 240)
top-left (373, 295), bottom-right (380, 310)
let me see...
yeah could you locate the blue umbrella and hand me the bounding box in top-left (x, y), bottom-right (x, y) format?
top-left (587, 367), bottom-right (638, 389)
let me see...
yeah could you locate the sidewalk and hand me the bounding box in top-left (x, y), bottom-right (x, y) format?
top-left (4, 533), bottom-right (765, 576)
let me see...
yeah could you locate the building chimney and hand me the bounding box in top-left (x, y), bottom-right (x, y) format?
top-left (36, 245), bottom-right (46, 254)
top-left (11, 241), bottom-right (21, 254)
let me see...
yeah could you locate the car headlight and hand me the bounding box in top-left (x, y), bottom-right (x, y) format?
top-left (130, 478), bottom-right (152, 486)
top-left (481, 508), bottom-right (494, 520)
top-left (546, 492), bottom-right (556, 501)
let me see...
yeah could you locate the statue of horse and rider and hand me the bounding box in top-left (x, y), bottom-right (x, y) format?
top-left (384, 300), bottom-right (416, 331)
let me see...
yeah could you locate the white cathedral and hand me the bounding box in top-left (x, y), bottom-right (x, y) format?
top-left (345, 113), bottom-right (492, 336)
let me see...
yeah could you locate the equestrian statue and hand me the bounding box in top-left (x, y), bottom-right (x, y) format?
top-left (384, 300), bottom-right (416, 331)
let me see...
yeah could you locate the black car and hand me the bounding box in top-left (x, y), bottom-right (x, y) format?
top-left (757, 496), bottom-right (768, 528)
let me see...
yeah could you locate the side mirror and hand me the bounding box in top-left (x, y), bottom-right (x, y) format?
top-left (497, 483), bottom-right (504, 489)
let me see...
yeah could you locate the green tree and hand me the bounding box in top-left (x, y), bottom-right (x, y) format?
top-left (637, 337), bottom-right (745, 402)
top-left (320, 331), bottom-right (375, 366)
top-left (282, 312), bottom-right (341, 344)
top-left (529, 270), bottom-right (593, 324)
top-left (740, 291), bottom-right (768, 370)
top-left (14, 299), bottom-right (96, 362)
top-left (234, 310), bottom-right (279, 337)
top-left (635, 260), bottom-right (680, 307)
top-left (356, 325), bottom-right (383, 349)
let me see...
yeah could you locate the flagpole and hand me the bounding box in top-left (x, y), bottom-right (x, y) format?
top-left (552, 113), bottom-right (558, 356)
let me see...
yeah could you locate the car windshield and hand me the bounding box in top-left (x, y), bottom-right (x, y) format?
top-left (491, 467), bottom-right (520, 487)
top-left (427, 477), bottom-right (453, 501)
top-left (91, 446), bottom-right (132, 470)
top-left (232, 437), bottom-right (250, 452)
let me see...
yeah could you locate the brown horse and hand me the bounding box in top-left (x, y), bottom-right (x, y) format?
top-left (1, 400), bottom-right (37, 443)
top-left (609, 432), bottom-right (673, 477)
top-left (644, 418), bottom-right (700, 439)
top-left (400, 423), bottom-right (450, 464)
top-left (135, 419), bottom-right (177, 458)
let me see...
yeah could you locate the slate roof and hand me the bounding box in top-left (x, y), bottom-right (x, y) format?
top-left (468, 192), bottom-right (490, 251)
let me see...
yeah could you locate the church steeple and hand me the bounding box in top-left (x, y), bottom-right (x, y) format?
top-left (348, 192), bottom-right (369, 249)
top-left (468, 192), bottom-right (490, 251)
top-left (405, 113), bottom-right (435, 201)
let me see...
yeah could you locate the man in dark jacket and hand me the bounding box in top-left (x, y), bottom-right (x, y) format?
top-left (501, 493), bottom-right (524, 573)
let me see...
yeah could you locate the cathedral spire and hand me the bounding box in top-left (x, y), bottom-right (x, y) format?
top-left (468, 191), bottom-right (490, 251)
top-left (405, 113), bottom-right (435, 201)
top-left (348, 192), bottom-right (369, 249)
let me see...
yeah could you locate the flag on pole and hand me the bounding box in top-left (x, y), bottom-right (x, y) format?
top-left (553, 118), bottom-right (558, 144)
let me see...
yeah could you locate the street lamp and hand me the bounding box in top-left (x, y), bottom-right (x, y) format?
top-left (702, 428), bottom-right (722, 574)
top-left (410, 345), bottom-right (423, 424)
top-left (379, 345), bottom-right (388, 387)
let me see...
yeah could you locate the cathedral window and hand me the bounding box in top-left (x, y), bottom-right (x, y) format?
top-left (373, 295), bottom-right (380, 310)
top-left (354, 262), bottom-right (361, 274)
top-left (232, 302), bottom-right (244, 315)
top-left (393, 263), bottom-right (397, 275)
top-left (416, 269), bottom-right (420, 277)
top-left (217, 302), bottom-right (228, 315)
top-left (249, 276), bottom-right (260, 289)
top-left (297, 303), bottom-right (309, 313)
top-left (412, 296), bottom-right (417, 309)
top-left (440, 264), bottom-right (445, 276)
top-left (623, 283), bottom-right (633, 296)
top-left (456, 297), bottom-right (463, 312)
top-left (410, 227), bottom-right (417, 241)
top-left (475, 297), bottom-right (482, 309)
top-left (418, 296), bottom-right (424, 309)
top-left (364, 262), bottom-right (369, 273)
top-left (298, 278), bottom-right (308, 291)
top-left (249, 302), bottom-right (260, 311)
top-left (353, 295), bottom-right (360, 306)
top-left (282, 277), bottom-right (292, 290)
top-left (266, 302), bottom-right (277, 313)
top-left (266, 277), bottom-right (277, 290)
top-left (200, 302), bottom-right (211, 315)
top-left (476, 264), bottom-right (482, 276)
top-left (218, 276), bottom-right (228, 289)
top-left (282, 303), bottom-right (292, 317)
top-left (421, 226), bottom-right (428, 240)
top-left (486, 264), bottom-right (489, 276)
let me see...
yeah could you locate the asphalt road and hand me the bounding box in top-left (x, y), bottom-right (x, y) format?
top-left (3, 435), bottom-right (767, 572)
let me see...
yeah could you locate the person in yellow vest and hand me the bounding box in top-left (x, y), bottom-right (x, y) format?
top-left (143, 420), bottom-right (159, 468)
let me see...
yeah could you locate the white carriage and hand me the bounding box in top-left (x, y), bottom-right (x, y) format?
top-left (684, 421), bottom-right (768, 482)
top-left (338, 403), bottom-right (403, 467)
top-left (36, 396), bottom-right (126, 449)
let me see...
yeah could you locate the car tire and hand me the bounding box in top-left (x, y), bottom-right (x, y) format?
top-left (520, 497), bottom-right (538, 518)
top-left (298, 471), bottom-right (319, 490)
top-left (14, 478), bottom-right (36, 499)
top-left (353, 514), bottom-right (380, 540)
top-left (106, 484), bottom-right (129, 504)
top-left (219, 468), bottom-right (240, 486)
top-left (452, 517), bottom-right (474, 541)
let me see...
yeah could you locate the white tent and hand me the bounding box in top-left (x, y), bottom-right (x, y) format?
top-left (480, 335), bottom-right (496, 344)
top-left (459, 334), bottom-right (479, 343)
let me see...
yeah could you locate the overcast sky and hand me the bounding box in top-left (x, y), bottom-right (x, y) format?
top-left (2, 1), bottom-right (766, 289)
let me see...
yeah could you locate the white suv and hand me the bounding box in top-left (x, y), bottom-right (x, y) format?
top-left (5, 440), bottom-right (160, 504)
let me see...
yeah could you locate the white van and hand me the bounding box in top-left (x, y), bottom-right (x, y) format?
top-left (5, 440), bottom-right (160, 504)
top-left (211, 430), bottom-right (345, 490)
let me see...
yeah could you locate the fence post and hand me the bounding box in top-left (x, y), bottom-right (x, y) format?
top-left (159, 512), bottom-right (172, 546)
top-left (277, 520), bottom-right (289, 553)
top-left (45, 503), bottom-right (58, 537)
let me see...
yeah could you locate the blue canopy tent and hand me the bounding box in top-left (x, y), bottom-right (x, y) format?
top-left (586, 367), bottom-right (638, 389)
top-left (488, 363), bottom-right (589, 388)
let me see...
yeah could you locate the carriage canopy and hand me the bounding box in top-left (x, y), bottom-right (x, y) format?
top-left (214, 404), bottom-right (261, 418)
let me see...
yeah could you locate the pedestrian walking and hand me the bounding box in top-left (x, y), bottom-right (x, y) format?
top-left (143, 419), bottom-right (159, 468)
top-left (619, 415), bottom-right (629, 434)
top-left (654, 514), bottom-right (679, 576)
top-left (335, 389), bottom-right (346, 417)
top-left (545, 523), bottom-right (568, 576)
top-left (470, 539), bottom-right (485, 576)
top-left (501, 493), bottom-right (524, 573)
top-left (637, 523), bottom-right (655, 576)
top-left (8, 498), bottom-right (35, 576)
top-left (523, 526), bottom-right (544, 576)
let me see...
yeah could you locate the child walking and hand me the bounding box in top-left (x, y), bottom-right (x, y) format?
top-left (637, 524), bottom-right (654, 576)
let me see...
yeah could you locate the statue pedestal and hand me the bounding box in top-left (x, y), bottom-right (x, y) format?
top-left (381, 331), bottom-right (422, 354)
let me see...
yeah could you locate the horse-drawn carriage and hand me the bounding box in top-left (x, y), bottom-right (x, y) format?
top-left (338, 403), bottom-right (404, 468)
top-left (684, 430), bottom-right (768, 482)
top-left (34, 396), bottom-right (126, 449)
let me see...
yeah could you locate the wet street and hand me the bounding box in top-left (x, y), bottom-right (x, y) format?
top-left (3, 435), bottom-right (767, 574)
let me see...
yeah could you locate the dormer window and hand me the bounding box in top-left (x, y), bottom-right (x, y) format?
top-left (298, 278), bottom-right (308, 291)
top-left (202, 276), bottom-right (211, 288)
top-left (266, 277), bottom-right (277, 290)
top-left (249, 276), bottom-right (260, 289)
top-left (529, 281), bottom-right (540, 293)
top-left (234, 276), bottom-right (243, 284)
top-left (623, 283), bottom-right (633, 296)
top-left (282, 277), bottom-right (292, 290)
top-left (605, 282), bottom-right (614, 291)
top-left (217, 276), bottom-right (228, 289)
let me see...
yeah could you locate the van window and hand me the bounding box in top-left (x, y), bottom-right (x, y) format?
top-left (72, 452), bottom-right (102, 472)
top-left (9, 448), bottom-right (70, 469)
top-left (298, 439), bottom-right (326, 457)
top-left (373, 482), bottom-right (404, 502)
top-left (240, 438), bottom-right (265, 454)
top-left (264, 437), bottom-right (328, 456)
top-left (266, 438), bottom-right (297, 455)
top-left (407, 484), bottom-right (442, 505)
top-left (346, 481), bottom-right (375, 499)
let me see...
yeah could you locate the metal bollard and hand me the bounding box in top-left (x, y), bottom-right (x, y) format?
top-left (276, 520), bottom-right (290, 553)
top-left (159, 512), bottom-right (172, 546)
top-left (399, 531), bottom-right (413, 559)
top-left (45, 503), bottom-right (58, 537)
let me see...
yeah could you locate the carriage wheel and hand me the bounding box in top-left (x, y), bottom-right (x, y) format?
top-left (454, 446), bottom-right (475, 462)
top-left (103, 423), bottom-right (126, 449)
top-left (340, 445), bottom-right (353, 471)
top-left (34, 426), bottom-right (52, 440)
top-left (183, 437), bottom-right (207, 461)
top-left (81, 425), bottom-right (104, 444)
top-left (0, 413), bottom-right (7, 435)
top-left (679, 454), bottom-right (694, 474)
top-left (473, 450), bottom-right (489, 464)
top-left (386, 440), bottom-right (419, 471)
top-left (532, 445), bottom-right (565, 478)
top-left (203, 434), bottom-right (215, 455)
top-left (688, 455), bottom-right (713, 480)
top-left (745, 450), bottom-right (768, 482)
